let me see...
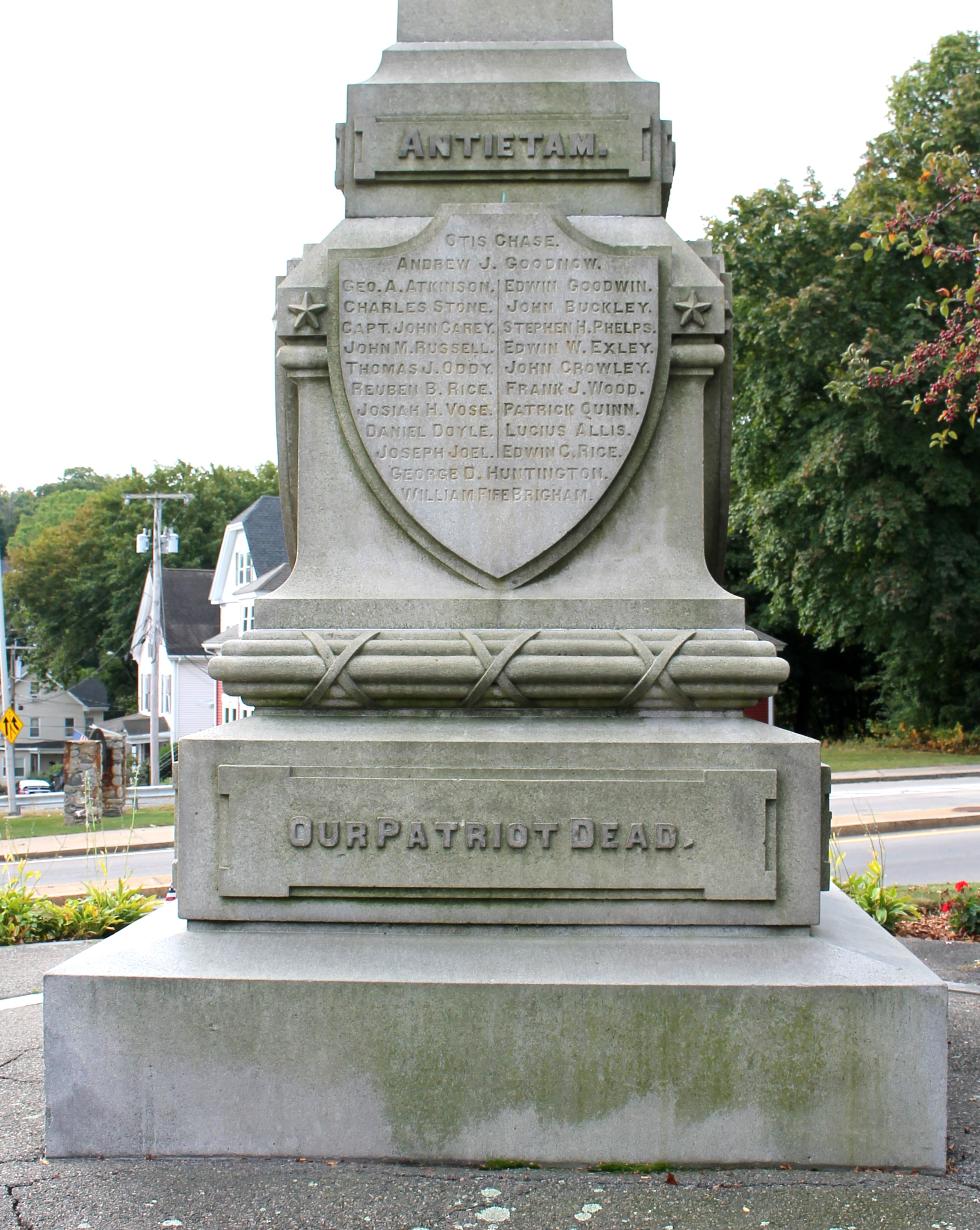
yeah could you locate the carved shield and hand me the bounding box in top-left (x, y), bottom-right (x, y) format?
top-left (328, 206), bottom-right (668, 586)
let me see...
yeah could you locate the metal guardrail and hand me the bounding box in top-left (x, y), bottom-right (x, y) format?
top-left (0, 785), bottom-right (175, 813)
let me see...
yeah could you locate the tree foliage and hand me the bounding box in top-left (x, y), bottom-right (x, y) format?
top-left (6, 462), bottom-right (278, 712)
top-left (835, 34), bottom-right (980, 443)
top-left (711, 33), bottom-right (980, 731)
top-left (0, 488), bottom-right (36, 559)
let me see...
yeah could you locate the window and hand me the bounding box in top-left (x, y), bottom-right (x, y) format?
top-left (235, 551), bottom-right (254, 586)
top-left (241, 604), bottom-right (255, 632)
top-left (64, 717), bottom-right (75, 733)
top-left (29, 681), bottom-right (39, 697)
top-left (161, 677), bottom-right (172, 714)
top-left (140, 676), bottom-right (151, 712)
top-left (29, 718), bottom-right (39, 737)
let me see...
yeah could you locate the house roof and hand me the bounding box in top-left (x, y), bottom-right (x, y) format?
top-left (240, 495), bottom-right (287, 580)
top-left (162, 569), bottom-right (219, 655)
top-left (67, 676), bottom-right (109, 711)
top-left (102, 713), bottom-right (172, 739)
top-left (233, 559), bottom-right (289, 600)
top-left (747, 626), bottom-right (788, 653)
top-left (208, 494), bottom-right (288, 607)
top-left (202, 626), bottom-right (240, 653)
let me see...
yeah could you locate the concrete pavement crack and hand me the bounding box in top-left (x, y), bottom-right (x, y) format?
top-left (5, 1180), bottom-right (38, 1230)
top-left (0, 1050), bottom-right (38, 1073)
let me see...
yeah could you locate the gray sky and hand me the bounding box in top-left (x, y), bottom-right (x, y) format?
top-left (2, 0), bottom-right (976, 492)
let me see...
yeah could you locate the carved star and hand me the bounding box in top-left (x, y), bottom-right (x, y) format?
top-left (288, 291), bottom-right (327, 332)
top-left (673, 290), bottom-right (713, 329)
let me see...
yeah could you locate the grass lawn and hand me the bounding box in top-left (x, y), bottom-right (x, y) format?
top-left (821, 739), bottom-right (980, 772)
top-left (0, 807), bottom-right (174, 842)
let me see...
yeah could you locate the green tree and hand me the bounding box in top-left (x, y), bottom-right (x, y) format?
top-left (9, 486), bottom-right (104, 552)
top-left (0, 488), bottom-right (36, 559)
top-left (839, 34), bottom-right (979, 442)
top-left (710, 34), bottom-right (980, 730)
top-left (846, 33), bottom-right (979, 220)
top-left (6, 462), bottom-right (278, 712)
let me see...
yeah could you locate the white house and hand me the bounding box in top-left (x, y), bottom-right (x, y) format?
top-left (2, 658), bottom-right (108, 787)
top-left (124, 567), bottom-right (219, 766)
top-left (206, 495), bottom-right (287, 725)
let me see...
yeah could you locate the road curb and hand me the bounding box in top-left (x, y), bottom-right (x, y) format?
top-left (832, 764), bottom-right (980, 783)
top-left (38, 876), bottom-right (171, 905)
top-left (832, 810), bottom-right (980, 837)
top-left (0, 827), bottom-right (175, 861)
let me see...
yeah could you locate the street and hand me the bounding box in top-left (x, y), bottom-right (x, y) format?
top-left (833, 823), bottom-right (980, 885)
top-left (11, 848), bottom-right (173, 892)
top-left (829, 773), bottom-right (980, 821)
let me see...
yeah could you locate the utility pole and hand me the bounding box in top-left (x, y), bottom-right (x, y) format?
top-left (0, 561), bottom-right (20, 816)
top-left (123, 493), bottom-right (190, 786)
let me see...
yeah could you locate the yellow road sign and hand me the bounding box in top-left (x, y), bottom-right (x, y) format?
top-left (1, 707), bottom-right (24, 743)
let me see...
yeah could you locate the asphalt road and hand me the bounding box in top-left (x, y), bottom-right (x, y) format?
top-left (833, 822), bottom-right (980, 885)
top-left (830, 772), bottom-right (980, 820)
top-left (21, 848), bottom-right (173, 891)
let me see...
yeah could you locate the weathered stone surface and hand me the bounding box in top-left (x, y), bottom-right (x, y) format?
top-left (210, 626), bottom-right (789, 710)
top-left (268, 218), bottom-right (733, 628)
top-left (176, 711), bottom-right (821, 927)
top-left (398, 0), bottom-right (614, 43)
top-left (339, 1), bottom-right (673, 219)
top-left (44, 892), bottom-right (947, 1169)
top-left (62, 740), bottom-right (101, 825)
top-left (333, 208), bottom-right (661, 580)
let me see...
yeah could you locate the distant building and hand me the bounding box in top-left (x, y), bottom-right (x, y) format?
top-left (206, 495), bottom-right (287, 725)
top-left (118, 568), bottom-right (219, 769)
top-left (3, 658), bottom-right (108, 784)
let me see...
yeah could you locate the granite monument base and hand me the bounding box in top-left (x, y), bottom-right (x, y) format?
top-left (176, 711), bottom-right (824, 927)
top-left (44, 891), bottom-right (947, 1169)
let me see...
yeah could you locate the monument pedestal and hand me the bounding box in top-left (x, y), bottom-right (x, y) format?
top-left (174, 710), bottom-right (824, 928)
top-left (45, 891), bottom-right (947, 1169)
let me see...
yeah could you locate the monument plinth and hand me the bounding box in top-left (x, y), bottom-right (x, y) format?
top-left (45, 0), bottom-right (947, 1169)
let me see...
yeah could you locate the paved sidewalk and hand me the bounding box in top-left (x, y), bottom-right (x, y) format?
top-left (1, 933), bottom-right (978, 1229)
top-left (0, 824), bottom-right (175, 862)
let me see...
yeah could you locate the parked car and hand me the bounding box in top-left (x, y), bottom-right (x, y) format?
top-left (16, 779), bottom-right (52, 795)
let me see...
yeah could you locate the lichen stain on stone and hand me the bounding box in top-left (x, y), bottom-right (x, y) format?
top-left (311, 981), bottom-right (894, 1158)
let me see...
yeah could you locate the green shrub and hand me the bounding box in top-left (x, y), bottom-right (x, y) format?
top-left (832, 846), bottom-right (920, 932)
top-left (0, 872), bottom-right (36, 944)
top-left (942, 881), bottom-right (980, 937)
top-left (0, 864), bottom-right (156, 945)
top-left (59, 882), bottom-right (156, 938)
top-left (867, 721), bottom-right (980, 756)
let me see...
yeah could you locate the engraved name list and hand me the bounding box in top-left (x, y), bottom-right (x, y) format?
top-left (336, 211), bottom-right (660, 576)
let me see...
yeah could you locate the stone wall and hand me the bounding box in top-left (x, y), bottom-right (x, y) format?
top-left (62, 728), bottom-right (127, 823)
top-left (63, 739), bottom-right (102, 825)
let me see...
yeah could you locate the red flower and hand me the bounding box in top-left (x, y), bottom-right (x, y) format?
top-left (941, 901), bottom-right (953, 913)
top-left (955, 880), bottom-right (969, 893)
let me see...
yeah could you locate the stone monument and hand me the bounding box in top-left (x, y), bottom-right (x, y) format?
top-left (46, 0), bottom-right (947, 1168)
top-left (62, 727), bottom-right (126, 822)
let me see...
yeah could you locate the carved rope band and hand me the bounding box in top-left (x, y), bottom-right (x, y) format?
top-left (210, 628), bottom-right (786, 712)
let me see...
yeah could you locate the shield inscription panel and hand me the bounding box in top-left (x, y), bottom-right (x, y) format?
top-left (334, 210), bottom-right (660, 580)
